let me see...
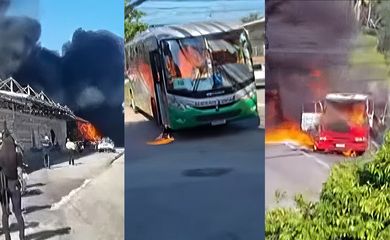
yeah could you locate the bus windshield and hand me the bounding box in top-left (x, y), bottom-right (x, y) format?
top-left (321, 100), bottom-right (367, 132)
top-left (162, 31), bottom-right (253, 96)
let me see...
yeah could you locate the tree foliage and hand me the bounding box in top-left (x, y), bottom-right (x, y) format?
top-left (241, 12), bottom-right (262, 23)
top-left (124, 0), bottom-right (148, 42)
top-left (266, 131), bottom-right (390, 239)
top-left (355, 0), bottom-right (390, 54)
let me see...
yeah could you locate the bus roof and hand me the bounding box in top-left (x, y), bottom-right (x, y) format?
top-left (325, 93), bottom-right (369, 101)
top-left (128, 21), bottom-right (244, 45)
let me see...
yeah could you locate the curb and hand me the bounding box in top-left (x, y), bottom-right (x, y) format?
top-left (109, 151), bottom-right (124, 165)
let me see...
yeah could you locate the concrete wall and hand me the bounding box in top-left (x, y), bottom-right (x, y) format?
top-left (0, 108), bottom-right (67, 150)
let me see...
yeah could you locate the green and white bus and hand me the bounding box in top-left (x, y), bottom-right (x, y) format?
top-left (125, 21), bottom-right (259, 130)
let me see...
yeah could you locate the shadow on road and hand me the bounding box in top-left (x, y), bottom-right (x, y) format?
top-left (26, 183), bottom-right (45, 188)
top-left (26, 227), bottom-right (71, 240)
top-left (22, 189), bottom-right (43, 198)
top-left (182, 167), bottom-right (233, 177)
top-left (0, 221), bottom-right (39, 235)
top-left (23, 205), bottom-right (51, 215)
top-left (126, 117), bottom-right (260, 143)
top-left (24, 149), bottom-right (96, 174)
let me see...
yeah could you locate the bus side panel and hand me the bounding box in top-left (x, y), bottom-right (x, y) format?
top-left (128, 43), bottom-right (156, 117)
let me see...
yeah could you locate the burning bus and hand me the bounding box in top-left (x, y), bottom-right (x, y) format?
top-left (301, 93), bottom-right (374, 156)
top-left (125, 21), bottom-right (259, 131)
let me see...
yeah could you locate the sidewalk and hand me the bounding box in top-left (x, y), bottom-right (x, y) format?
top-left (62, 156), bottom-right (124, 240)
top-left (7, 151), bottom-right (123, 239)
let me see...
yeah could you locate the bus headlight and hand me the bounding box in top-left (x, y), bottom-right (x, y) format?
top-left (242, 90), bottom-right (256, 100)
top-left (172, 102), bottom-right (191, 110)
top-left (355, 137), bottom-right (366, 142)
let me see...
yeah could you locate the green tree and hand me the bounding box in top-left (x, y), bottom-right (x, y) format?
top-left (241, 12), bottom-right (262, 23)
top-left (375, 1), bottom-right (390, 55)
top-left (355, 0), bottom-right (390, 55)
top-left (124, 0), bottom-right (148, 42)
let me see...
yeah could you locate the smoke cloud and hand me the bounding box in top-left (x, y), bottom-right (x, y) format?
top-left (77, 86), bottom-right (106, 109)
top-left (0, 4), bottom-right (41, 79)
top-left (266, 0), bottom-right (388, 127)
top-left (2, 1), bottom-right (124, 146)
top-left (14, 29), bottom-right (125, 146)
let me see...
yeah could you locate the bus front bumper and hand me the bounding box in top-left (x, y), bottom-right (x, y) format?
top-left (167, 97), bottom-right (258, 130)
top-left (315, 139), bottom-right (368, 153)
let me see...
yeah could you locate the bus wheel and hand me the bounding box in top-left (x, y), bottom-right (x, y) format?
top-left (129, 89), bottom-right (138, 113)
top-left (151, 98), bottom-right (162, 126)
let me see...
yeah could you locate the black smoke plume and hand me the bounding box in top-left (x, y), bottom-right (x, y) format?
top-left (266, 0), bottom-right (388, 127)
top-left (2, 0), bottom-right (124, 146)
top-left (0, 0), bottom-right (40, 79)
top-left (14, 29), bottom-right (125, 146)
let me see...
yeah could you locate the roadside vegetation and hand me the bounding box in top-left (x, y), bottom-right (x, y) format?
top-left (266, 132), bottom-right (390, 239)
top-left (124, 0), bottom-right (148, 105)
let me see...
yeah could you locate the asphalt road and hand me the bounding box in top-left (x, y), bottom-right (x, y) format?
top-left (265, 143), bottom-right (345, 210)
top-left (125, 91), bottom-right (265, 240)
top-left (7, 151), bottom-right (123, 239)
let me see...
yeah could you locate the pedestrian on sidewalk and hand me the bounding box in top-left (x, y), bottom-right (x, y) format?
top-left (41, 135), bottom-right (52, 169)
top-left (0, 123), bottom-right (25, 240)
top-left (66, 138), bottom-right (76, 166)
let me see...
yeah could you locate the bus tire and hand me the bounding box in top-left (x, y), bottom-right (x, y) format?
top-left (151, 98), bottom-right (162, 126)
top-left (129, 88), bottom-right (138, 113)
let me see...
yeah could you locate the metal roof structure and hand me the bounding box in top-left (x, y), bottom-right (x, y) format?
top-left (129, 21), bottom-right (244, 44)
top-left (0, 77), bottom-right (75, 120)
top-left (242, 17), bottom-right (265, 28)
top-left (326, 93), bottom-right (369, 101)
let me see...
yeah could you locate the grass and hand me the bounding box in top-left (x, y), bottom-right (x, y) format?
top-left (348, 33), bottom-right (390, 82)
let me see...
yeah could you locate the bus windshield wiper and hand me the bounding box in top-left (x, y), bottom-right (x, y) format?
top-left (192, 69), bottom-right (202, 92)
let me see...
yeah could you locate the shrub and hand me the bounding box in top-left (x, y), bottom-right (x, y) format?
top-left (266, 133), bottom-right (390, 239)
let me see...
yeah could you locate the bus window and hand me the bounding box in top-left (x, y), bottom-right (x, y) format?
top-left (163, 37), bottom-right (211, 92)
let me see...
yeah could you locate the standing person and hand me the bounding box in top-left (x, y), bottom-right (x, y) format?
top-left (65, 138), bottom-right (76, 166)
top-left (14, 140), bottom-right (27, 195)
top-left (0, 123), bottom-right (25, 240)
top-left (41, 135), bottom-right (52, 169)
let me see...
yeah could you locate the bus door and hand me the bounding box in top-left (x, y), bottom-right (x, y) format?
top-left (301, 101), bottom-right (323, 132)
top-left (366, 99), bottom-right (374, 128)
top-left (150, 50), bottom-right (168, 127)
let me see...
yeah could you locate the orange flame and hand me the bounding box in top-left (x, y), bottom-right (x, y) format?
top-left (146, 132), bottom-right (175, 145)
top-left (323, 102), bottom-right (366, 127)
top-left (77, 122), bottom-right (102, 142)
top-left (265, 121), bottom-right (315, 148)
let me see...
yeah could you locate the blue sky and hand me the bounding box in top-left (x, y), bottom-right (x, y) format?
top-left (7, 0), bottom-right (124, 52)
top-left (135, 0), bottom-right (264, 25)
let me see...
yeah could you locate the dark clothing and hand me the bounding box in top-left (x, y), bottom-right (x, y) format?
top-left (42, 139), bottom-right (52, 169)
top-left (0, 130), bottom-right (25, 239)
top-left (0, 137), bottom-right (19, 180)
top-left (69, 150), bottom-right (75, 165)
top-left (1, 176), bottom-right (25, 240)
top-left (43, 153), bottom-right (50, 168)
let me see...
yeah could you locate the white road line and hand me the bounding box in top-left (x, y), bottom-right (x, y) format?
top-left (50, 179), bottom-right (92, 211)
top-left (301, 150), bottom-right (331, 169)
top-left (284, 142), bottom-right (331, 170)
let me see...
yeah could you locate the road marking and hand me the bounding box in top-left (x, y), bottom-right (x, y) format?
top-left (301, 150), bottom-right (330, 170)
top-left (50, 179), bottom-right (92, 211)
top-left (371, 140), bottom-right (379, 150)
top-left (284, 142), bottom-right (330, 170)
